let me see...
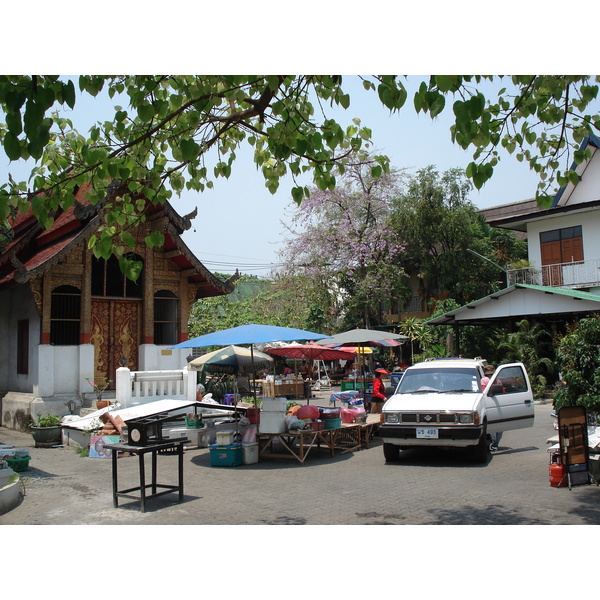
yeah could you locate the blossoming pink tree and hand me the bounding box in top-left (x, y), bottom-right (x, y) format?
top-left (279, 159), bottom-right (411, 329)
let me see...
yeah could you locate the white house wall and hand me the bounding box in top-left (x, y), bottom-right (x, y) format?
top-left (527, 209), bottom-right (600, 268)
top-left (558, 146), bottom-right (600, 206)
top-left (139, 344), bottom-right (191, 371)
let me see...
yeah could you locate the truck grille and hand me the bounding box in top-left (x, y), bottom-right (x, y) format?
top-left (400, 413), bottom-right (457, 424)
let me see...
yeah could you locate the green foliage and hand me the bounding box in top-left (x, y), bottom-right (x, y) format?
top-left (83, 417), bottom-right (102, 434)
top-left (398, 316), bottom-right (440, 362)
top-left (2, 75), bottom-right (597, 262)
top-left (495, 319), bottom-right (555, 399)
top-left (75, 445), bottom-right (89, 457)
top-left (412, 344), bottom-right (446, 363)
top-left (554, 315), bottom-right (600, 412)
top-left (188, 273), bottom-right (328, 339)
top-left (0, 75), bottom-right (383, 259)
top-left (389, 166), bottom-right (526, 305)
top-left (30, 412), bottom-right (62, 427)
top-left (203, 375), bottom-right (235, 402)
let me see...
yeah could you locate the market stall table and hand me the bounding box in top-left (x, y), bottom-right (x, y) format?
top-left (257, 428), bottom-right (336, 463)
top-left (333, 416), bottom-right (380, 453)
top-left (329, 390), bottom-right (362, 407)
top-left (104, 437), bottom-right (188, 513)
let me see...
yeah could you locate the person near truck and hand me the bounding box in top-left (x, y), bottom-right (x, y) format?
top-left (481, 364), bottom-right (503, 452)
top-left (370, 368), bottom-right (389, 414)
top-left (480, 364), bottom-right (495, 390)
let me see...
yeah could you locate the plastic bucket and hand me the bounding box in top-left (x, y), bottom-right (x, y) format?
top-left (242, 442), bottom-right (259, 465)
top-left (246, 408), bottom-right (260, 424)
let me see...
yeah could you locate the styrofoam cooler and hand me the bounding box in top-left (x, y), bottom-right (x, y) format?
top-left (216, 431), bottom-right (236, 445)
top-left (258, 397), bottom-right (287, 433)
top-left (258, 411), bottom-right (286, 433)
top-left (261, 397), bottom-right (288, 412)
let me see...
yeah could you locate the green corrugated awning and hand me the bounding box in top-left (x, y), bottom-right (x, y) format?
top-left (426, 284), bottom-right (600, 326)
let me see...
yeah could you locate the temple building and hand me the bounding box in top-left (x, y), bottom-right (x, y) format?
top-left (0, 182), bottom-right (235, 429)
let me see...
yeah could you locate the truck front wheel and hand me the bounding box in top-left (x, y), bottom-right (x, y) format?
top-left (471, 424), bottom-right (489, 464)
top-left (383, 443), bottom-right (400, 462)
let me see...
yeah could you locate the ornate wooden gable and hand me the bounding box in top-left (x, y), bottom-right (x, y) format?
top-left (0, 183), bottom-right (236, 369)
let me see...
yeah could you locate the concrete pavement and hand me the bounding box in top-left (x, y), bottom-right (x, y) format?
top-left (1, 399), bottom-right (599, 526)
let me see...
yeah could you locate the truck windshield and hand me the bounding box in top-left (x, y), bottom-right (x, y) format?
top-left (396, 367), bottom-right (481, 394)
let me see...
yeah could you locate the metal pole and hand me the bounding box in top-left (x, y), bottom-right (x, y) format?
top-left (467, 249), bottom-right (508, 286)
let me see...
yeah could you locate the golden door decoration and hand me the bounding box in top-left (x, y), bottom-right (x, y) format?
top-left (91, 299), bottom-right (141, 386)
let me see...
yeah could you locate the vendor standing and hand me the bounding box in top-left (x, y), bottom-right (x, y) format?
top-left (370, 368), bottom-right (389, 414)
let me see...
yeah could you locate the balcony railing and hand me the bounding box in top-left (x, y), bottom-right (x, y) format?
top-left (507, 259), bottom-right (600, 289)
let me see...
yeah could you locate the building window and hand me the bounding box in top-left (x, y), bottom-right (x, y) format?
top-left (17, 319), bottom-right (29, 374)
top-left (154, 290), bottom-right (178, 345)
top-left (540, 226), bottom-right (583, 264)
top-left (50, 285), bottom-right (81, 345)
top-left (540, 226), bottom-right (583, 286)
top-left (91, 254), bottom-right (143, 298)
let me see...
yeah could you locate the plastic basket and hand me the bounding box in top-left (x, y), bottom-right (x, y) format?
top-left (5, 457), bottom-right (31, 472)
top-left (185, 414), bottom-right (203, 429)
top-left (323, 418), bottom-right (342, 430)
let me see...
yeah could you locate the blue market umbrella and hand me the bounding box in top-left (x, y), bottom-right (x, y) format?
top-left (170, 324), bottom-right (331, 404)
top-left (170, 323), bottom-right (330, 349)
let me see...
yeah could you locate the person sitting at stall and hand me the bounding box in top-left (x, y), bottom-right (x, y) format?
top-left (345, 361), bottom-right (357, 378)
top-left (300, 361), bottom-right (314, 380)
top-left (236, 375), bottom-right (251, 395)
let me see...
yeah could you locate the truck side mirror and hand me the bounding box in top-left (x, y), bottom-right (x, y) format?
top-left (488, 384), bottom-right (503, 395)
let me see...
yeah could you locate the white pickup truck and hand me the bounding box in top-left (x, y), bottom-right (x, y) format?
top-left (380, 358), bottom-right (535, 463)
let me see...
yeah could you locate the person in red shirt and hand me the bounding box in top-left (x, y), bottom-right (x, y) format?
top-left (370, 368), bottom-right (389, 414)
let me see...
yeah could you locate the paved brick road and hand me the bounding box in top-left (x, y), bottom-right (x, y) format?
top-left (1, 401), bottom-right (599, 526)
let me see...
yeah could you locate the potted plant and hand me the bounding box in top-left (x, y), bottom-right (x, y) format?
top-left (86, 377), bottom-right (112, 409)
top-left (30, 412), bottom-right (63, 447)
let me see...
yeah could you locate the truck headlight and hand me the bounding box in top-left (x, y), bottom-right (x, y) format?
top-left (458, 413), bottom-right (474, 424)
top-left (385, 413), bottom-right (400, 423)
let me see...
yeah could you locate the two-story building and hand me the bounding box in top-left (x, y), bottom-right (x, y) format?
top-left (427, 134), bottom-right (600, 352)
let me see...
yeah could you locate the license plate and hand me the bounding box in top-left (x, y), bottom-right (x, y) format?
top-left (416, 427), bottom-right (438, 439)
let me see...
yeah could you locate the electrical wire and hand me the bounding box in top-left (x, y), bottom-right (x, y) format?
top-left (196, 250), bottom-right (285, 272)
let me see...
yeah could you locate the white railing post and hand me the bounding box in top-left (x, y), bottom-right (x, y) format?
top-left (116, 367), bottom-right (132, 408)
top-left (186, 368), bottom-right (197, 402)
